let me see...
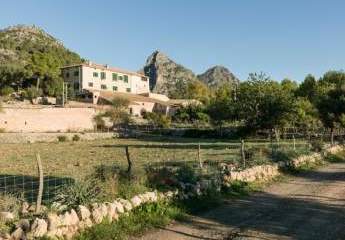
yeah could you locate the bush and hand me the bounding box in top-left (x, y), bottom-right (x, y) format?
top-left (72, 134), bottom-right (80, 141)
top-left (176, 165), bottom-right (198, 184)
top-left (57, 135), bottom-right (67, 142)
top-left (310, 139), bottom-right (324, 152)
top-left (54, 180), bottom-right (102, 209)
top-left (145, 112), bottom-right (171, 128)
top-left (0, 193), bottom-right (21, 213)
top-left (0, 86), bottom-right (14, 97)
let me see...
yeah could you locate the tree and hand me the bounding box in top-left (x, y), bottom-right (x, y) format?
top-left (145, 112), bottom-right (171, 128)
top-left (316, 71), bottom-right (345, 144)
top-left (186, 81), bottom-right (211, 104)
top-left (207, 84), bottom-right (236, 134)
top-left (173, 104), bottom-right (209, 125)
top-left (104, 97), bottom-right (132, 127)
top-left (292, 98), bottom-right (320, 137)
top-left (296, 74), bottom-right (318, 102)
top-left (237, 73), bottom-right (296, 139)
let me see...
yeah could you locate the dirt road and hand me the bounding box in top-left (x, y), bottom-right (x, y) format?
top-left (137, 162), bottom-right (345, 240)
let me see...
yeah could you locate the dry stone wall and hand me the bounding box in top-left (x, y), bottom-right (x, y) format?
top-left (222, 145), bottom-right (344, 185)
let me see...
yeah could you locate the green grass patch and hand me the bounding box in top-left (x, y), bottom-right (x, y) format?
top-left (74, 201), bottom-right (183, 240)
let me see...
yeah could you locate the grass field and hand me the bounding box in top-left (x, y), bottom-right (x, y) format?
top-left (0, 137), bottom-right (310, 203)
top-left (0, 137), bottom-right (310, 178)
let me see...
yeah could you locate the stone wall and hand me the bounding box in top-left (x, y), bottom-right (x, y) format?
top-left (0, 132), bottom-right (116, 144)
top-left (0, 107), bottom-right (96, 133)
top-left (222, 145), bottom-right (344, 184)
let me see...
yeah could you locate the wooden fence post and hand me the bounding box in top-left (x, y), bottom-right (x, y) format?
top-left (36, 153), bottom-right (43, 213)
top-left (125, 146), bottom-right (132, 174)
top-left (241, 140), bottom-right (246, 168)
top-left (198, 143), bottom-right (203, 169)
top-left (293, 135), bottom-right (296, 151)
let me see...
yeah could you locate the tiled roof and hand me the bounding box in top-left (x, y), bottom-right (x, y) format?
top-left (85, 89), bottom-right (169, 106)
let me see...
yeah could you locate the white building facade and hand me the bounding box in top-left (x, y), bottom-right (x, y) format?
top-left (61, 61), bottom-right (149, 95)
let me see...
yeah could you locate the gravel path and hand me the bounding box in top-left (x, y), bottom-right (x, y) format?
top-left (136, 162), bottom-right (345, 240)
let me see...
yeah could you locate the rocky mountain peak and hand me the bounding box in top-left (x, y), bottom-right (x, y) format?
top-left (143, 51), bottom-right (197, 97)
top-left (198, 65), bottom-right (239, 88)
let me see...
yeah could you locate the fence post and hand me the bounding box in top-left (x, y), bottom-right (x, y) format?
top-left (241, 140), bottom-right (246, 168)
top-left (36, 153), bottom-right (44, 213)
top-left (293, 135), bottom-right (296, 151)
top-left (198, 143), bottom-right (203, 169)
top-left (125, 146), bottom-right (132, 174)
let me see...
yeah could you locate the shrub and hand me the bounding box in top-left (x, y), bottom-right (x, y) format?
top-left (54, 180), bottom-right (102, 209)
top-left (176, 165), bottom-right (198, 184)
top-left (57, 135), bottom-right (67, 142)
top-left (72, 134), bottom-right (81, 141)
top-left (0, 86), bottom-right (14, 97)
top-left (0, 193), bottom-right (21, 213)
top-left (310, 139), bottom-right (324, 152)
top-left (145, 112), bottom-right (171, 128)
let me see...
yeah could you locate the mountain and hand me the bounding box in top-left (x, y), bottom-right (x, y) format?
top-left (142, 51), bottom-right (239, 98)
top-left (0, 25), bottom-right (82, 95)
top-left (143, 51), bottom-right (198, 98)
top-left (197, 65), bottom-right (239, 88)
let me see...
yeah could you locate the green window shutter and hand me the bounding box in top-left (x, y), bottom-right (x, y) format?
top-left (126, 88), bottom-right (131, 92)
top-left (112, 73), bottom-right (118, 81)
top-left (93, 72), bottom-right (98, 77)
top-left (124, 75), bottom-right (128, 83)
top-left (118, 76), bottom-right (123, 81)
top-left (101, 72), bottom-right (106, 79)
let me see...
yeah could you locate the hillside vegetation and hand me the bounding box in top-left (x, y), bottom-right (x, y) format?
top-left (0, 25), bottom-right (83, 96)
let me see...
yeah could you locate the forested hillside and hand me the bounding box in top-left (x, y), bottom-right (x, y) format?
top-left (0, 25), bottom-right (83, 96)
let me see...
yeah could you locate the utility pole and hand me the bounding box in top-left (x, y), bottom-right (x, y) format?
top-left (62, 81), bottom-right (65, 107)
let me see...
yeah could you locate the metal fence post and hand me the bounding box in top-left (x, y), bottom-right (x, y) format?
top-left (36, 153), bottom-right (44, 213)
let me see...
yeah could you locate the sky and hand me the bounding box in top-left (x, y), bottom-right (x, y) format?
top-left (0, 0), bottom-right (344, 82)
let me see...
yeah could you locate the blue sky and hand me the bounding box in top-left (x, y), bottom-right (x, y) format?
top-left (1, 0), bottom-right (344, 81)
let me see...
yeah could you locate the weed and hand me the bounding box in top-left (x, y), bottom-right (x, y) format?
top-left (72, 134), bottom-right (81, 142)
top-left (57, 135), bottom-right (68, 142)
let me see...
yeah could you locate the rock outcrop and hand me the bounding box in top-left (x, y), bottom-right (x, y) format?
top-left (143, 51), bottom-right (198, 97)
top-left (197, 65), bottom-right (239, 88)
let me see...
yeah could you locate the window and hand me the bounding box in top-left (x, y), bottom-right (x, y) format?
top-left (100, 72), bottom-right (106, 80)
top-left (101, 84), bottom-right (107, 90)
top-left (65, 72), bottom-right (70, 78)
top-left (73, 82), bottom-right (79, 90)
top-left (112, 73), bottom-right (118, 81)
top-left (118, 76), bottom-right (123, 81)
top-left (88, 82), bottom-right (93, 87)
top-left (93, 72), bottom-right (98, 77)
top-left (113, 86), bottom-right (118, 91)
top-left (126, 88), bottom-right (131, 93)
top-left (124, 75), bottom-right (128, 83)
top-left (141, 76), bottom-right (147, 81)
top-left (74, 71), bottom-right (79, 77)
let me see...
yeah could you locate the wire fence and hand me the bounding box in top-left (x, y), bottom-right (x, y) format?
top-left (0, 137), bottom-right (316, 204)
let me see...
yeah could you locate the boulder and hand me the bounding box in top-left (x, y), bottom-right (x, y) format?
top-left (16, 219), bottom-right (30, 232)
top-left (112, 201), bottom-right (124, 214)
top-left (130, 196), bottom-right (142, 207)
top-left (78, 205), bottom-right (91, 221)
top-left (10, 227), bottom-right (25, 240)
top-left (47, 213), bottom-right (60, 231)
top-left (31, 218), bottom-right (48, 238)
top-left (118, 199), bottom-right (132, 212)
top-left (20, 202), bottom-right (29, 215)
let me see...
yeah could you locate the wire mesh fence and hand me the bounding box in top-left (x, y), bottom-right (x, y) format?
top-left (0, 137), bottom-right (314, 204)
